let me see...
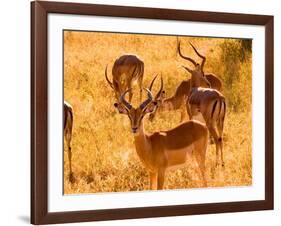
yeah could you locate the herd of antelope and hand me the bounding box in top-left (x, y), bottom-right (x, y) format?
top-left (64, 41), bottom-right (226, 190)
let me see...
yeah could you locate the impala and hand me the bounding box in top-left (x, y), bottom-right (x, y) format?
top-left (105, 54), bottom-right (144, 102)
top-left (148, 73), bottom-right (222, 122)
top-left (64, 101), bottom-right (74, 183)
top-left (178, 41), bottom-right (226, 167)
top-left (114, 78), bottom-right (208, 190)
top-left (148, 41), bottom-right (222, 122)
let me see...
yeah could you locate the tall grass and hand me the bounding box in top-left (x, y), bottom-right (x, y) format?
top-left (63, 31), bottom-right (252, 194)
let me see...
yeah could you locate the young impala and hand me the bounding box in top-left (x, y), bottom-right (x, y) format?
top-left (105, 54), bottom-right (144, 102)
top-left (64, 101), bottom-right (74, 183)
top-left (178, 41), bottom-right (226, 167)
top-left (114, 78), bottom-right (208, 190)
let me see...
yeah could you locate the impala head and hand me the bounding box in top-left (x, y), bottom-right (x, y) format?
top-left (147, 75), bottom-right (165, 121)
top-left (114, 78), bottom-right (163, 134)
top-left (178, 41), bottom-right (210, 88)
top-left (105, 64), bottom-right (138, 101)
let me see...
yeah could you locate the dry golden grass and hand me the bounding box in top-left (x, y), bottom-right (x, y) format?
top-left (63, 31), bottom-right (252, 194)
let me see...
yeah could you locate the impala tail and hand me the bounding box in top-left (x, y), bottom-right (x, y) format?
top-left (210, 97), bottom-right (226, 140)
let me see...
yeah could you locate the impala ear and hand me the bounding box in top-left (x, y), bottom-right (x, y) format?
top-left (114, 103), bottom-right (128, 114)
top-left (202, 77), bottom-right (211, 88)
top-left (144, 101), bottom-right (158, 114)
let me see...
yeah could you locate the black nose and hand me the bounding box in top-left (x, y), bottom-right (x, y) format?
top-left (132, 127), bottom-right (138, 133)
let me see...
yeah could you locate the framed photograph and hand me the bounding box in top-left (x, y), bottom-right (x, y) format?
top-left (31, 1), bottom-right (274, 224)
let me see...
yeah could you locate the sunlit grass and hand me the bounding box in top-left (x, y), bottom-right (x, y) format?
top-left (63, 31), bottom-right (252, 194)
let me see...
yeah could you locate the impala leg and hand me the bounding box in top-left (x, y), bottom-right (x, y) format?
top-left (67, 146), bottom-right (73, 182)
top-left (209, 135), bottom-right (215, 145)
top-left (217, 116), bottom-right (225, 167)
top-left (196, 159), bottom-right (207, 187)
top-left (207, 125), bottom-right (220, 167)
top-left (194, 137), bottom-right (207, 187)
top-left (66, 132), bottom-right (74, 183)
top-left (199, 159), bottom-right (207, 186)
top-left (149, 172), bottom-right (158, 190)
top-left (219, 138), bottom-right (224, 168)
top-left (157, 169), bottom-right (166, 190)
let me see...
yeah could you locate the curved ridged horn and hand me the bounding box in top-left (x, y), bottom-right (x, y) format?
top-left (105, 65), bottom-right (114, 89)
top-left (177, 41), bottom-right (197, 66)
top-left (189, 42), bottom-right (206, 70)
top-left (149, 75), bottom-right (158, 91)
top-left (120, 89), bottom-right (133, 110)
top-left (154, 75), bottom-right (164, 100)
top-left (140, 88), bottom-right (153, 110)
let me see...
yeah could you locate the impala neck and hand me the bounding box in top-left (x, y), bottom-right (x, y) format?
top-left (190, 74), bottom-right (201, 88)
top-left (133, 120), bottom-right (151, 165)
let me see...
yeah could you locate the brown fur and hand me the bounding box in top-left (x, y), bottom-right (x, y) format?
top-left (64, 101), bottom-right (75, 183)
top-left (105, 55), bottom-right (144, 102)
top-left (178, 41), bottom-right (226, 167)
top-left (115, 91), bottom-right (208, 190)
top-left (149, 74), bottom-right (222, 122)
top-left (187, 88), bottom-right (226, 167)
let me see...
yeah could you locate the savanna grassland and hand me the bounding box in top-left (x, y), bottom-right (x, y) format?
top-left (63, 31), bottom-right (252, 194)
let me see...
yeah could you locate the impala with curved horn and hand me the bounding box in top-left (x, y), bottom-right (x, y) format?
top-left (148, 74), bottom-right (222, 122)
top-left (148, 41), bottom-right (222, 122)
top-left (114, 77), bottom-right (208, 190)
top-left (105, 54), bottom-right (144, 102)
top-left (178, 41), bottom-right (226, 167)
top-left (179, 41), bottom-right (222, 91)
top-left (64, 101), bottom-right (75, 183)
